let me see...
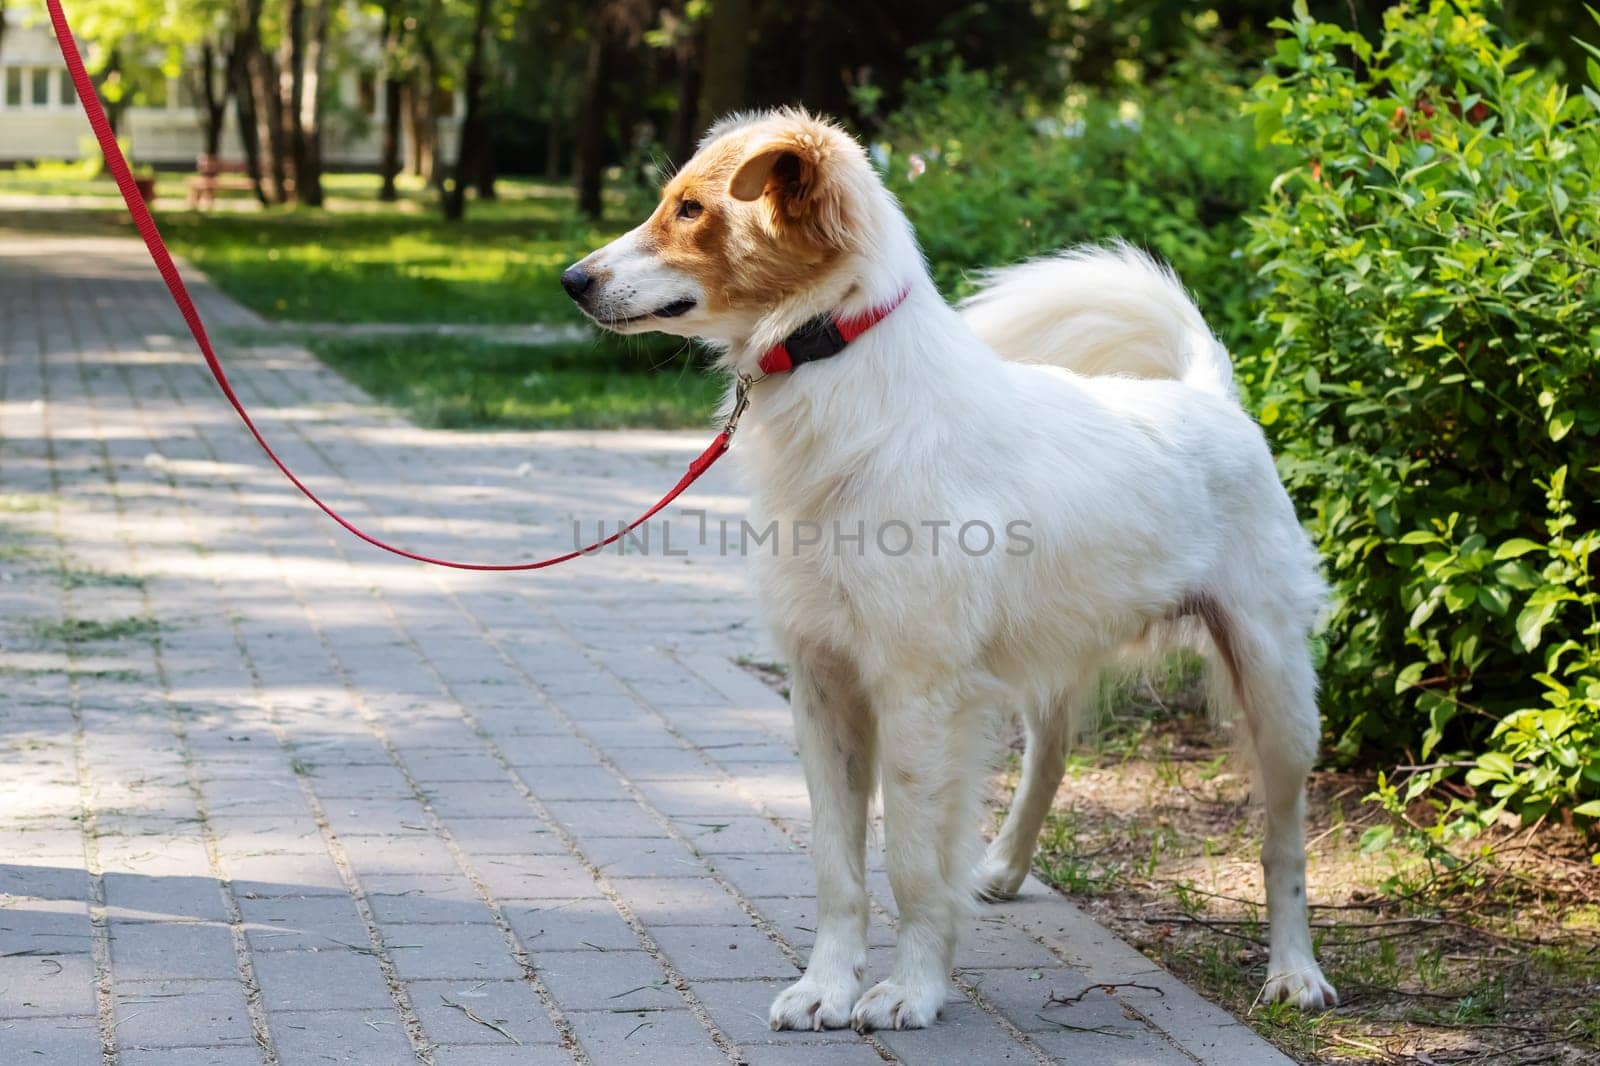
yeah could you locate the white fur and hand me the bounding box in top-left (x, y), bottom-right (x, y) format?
top-left (571, 120), bottom-right (1338, 1030)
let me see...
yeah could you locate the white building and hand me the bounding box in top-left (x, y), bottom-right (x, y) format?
top-left (0, 5), bottom-right (459, 167)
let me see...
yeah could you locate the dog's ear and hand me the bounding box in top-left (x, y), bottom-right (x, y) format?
top-left (727, 121), bottom-right (851, 252)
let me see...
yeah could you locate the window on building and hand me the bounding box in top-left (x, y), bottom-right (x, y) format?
top-left (31, 67), bottom-right (51, 107)
top-left (3, 68), bottom-right (20, 109)
top-left (60, 70), bottom-right (77, 108)
top-left (358, 70), bottom-right (378, 116)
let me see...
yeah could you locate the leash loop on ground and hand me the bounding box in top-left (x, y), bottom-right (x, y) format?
top-left (46, 0), bottom-right (736, 572)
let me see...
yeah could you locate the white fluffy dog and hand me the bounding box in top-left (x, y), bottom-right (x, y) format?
top-left (561, 108), bottom-right (1337, 1030)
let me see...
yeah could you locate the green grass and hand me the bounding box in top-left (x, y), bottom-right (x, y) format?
top-left (27, 616), bottom-right (160, 644)
top-left (0, 170), bottom-right (722, 429)
top-left (160, 198), bottom-right (616, 325)
top-left (1, 171), bottom-right (627, 325)
top-left (310, 333), bottom-right (725, 430)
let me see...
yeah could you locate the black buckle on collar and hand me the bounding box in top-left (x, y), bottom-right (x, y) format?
top-left (782, 315), bottom-right (847, 367)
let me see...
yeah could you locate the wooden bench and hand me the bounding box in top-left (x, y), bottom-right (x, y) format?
top-left (186, 154), bottom-right (259, 209)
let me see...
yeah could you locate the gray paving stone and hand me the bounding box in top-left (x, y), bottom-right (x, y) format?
top-left (442, 818), bottom-right (563, 858)
top-left (385, 923), bottom-right (523, 981)
top-left (0, 1015), bottom-right (103, 1062)
top-left (239, 894), bottom-right (371, 953)
top-left (405, 977), bottom-right (560, 1045)
top-left (318, 795), bottom-right (431, 838)
top-left (541, 800), bottom-right (663, 840)
top-left (501, 899), bottom-right (642, 952)
top-left (252, 949), bottom-right (395, 1011)
top-left (107, 919), bottom-right (240, 982)
top-left (268, 1009), bottom-right (414, 1065)
top-left (0, 897), bottom-right (95, 956)
top-left (426, 780), bottom-right (541, 819)
top-left (474, 852), bottom-right (597, 900)
top-left (712, 852), bottom-right (816, 900)
top-left (610, 877), bottom-right (752, 928)
top-left (534, 950), bottom-right (680, 1011)
top-left (679, 815), bottom-right (800, 856)
top-left (583, 836), bottom-right (706, 880)
top-left (649, 924), bottom-right (800, 982)
top-left (875, 998), bottom-right (1041, 1064)
top-left (565, 1007), bottom-right (723, 1062)
top-left (0, 953), bottom-right (97, 1017)
top-left (364, 875), bottom-right (494, 925)
top-left (113, 978), bottom-right (255, 1049)
top-left (338, 833), bottom-right (461, 877)
top-left (121, 1047), bottom-right (269, 1066)
top-left (430, 1045), bottom-right (575, 1066)
top-left (736, 1043), bottom-right (889, 1066)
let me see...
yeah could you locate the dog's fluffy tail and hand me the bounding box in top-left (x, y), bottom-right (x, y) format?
top-left (959, 241), bottom-right (1237, 400)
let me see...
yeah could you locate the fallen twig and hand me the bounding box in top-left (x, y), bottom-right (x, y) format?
top-left (440, 996), bottom-right (521, 1045)
top-left (1045, 982), bottom-right (1166, 1006)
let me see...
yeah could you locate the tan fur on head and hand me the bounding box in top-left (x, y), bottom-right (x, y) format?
top-left (562, 107), bottom-right (885, 349)
top-left (645, 110), bottom-right (858, 311)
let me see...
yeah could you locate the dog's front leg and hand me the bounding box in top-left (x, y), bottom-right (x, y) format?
top-left (769, 659), bottom-right (874, 1031)
top-left (850, 681), bottom-right (972, 1030)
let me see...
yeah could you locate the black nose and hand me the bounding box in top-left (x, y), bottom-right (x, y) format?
top-left (560, 265), bottom-right (593, 300)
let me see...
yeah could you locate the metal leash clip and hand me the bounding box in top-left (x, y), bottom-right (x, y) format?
top-left (725, 372), bottom-right (760, 437)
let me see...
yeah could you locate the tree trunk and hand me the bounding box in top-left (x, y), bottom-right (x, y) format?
top-left (667, 24), bottom-right (703, 167)
top-left (574, 29), bottom-right (612, 219)
top-left (696, 0), bottom-right (752, 132)
top-left (229, 1), bottom-right (268, 203)
top-left (411, 17), bottom-right (441, 183)
top-left (195, 41), bottom-right (233, 157)
top-left (101, 48), bottom-right (125, 136)
top-left (244, 4), bottom-right (287, 206)
top-left (543, 60), bottom-right (564, 180)
top-left (443, 0), bottom-right (492, 221)
top-left (281, 0), bottom-right (306, 201)
top-left (295, 0), bottom-right (328, 206)
top-left (474, 139), bottom-right (496, 200)
top-left (378, 4), bottom-right (403, 201)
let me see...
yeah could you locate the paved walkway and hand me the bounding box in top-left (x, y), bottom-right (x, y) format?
top-left (0, 236), bottom-right (1289, 1065)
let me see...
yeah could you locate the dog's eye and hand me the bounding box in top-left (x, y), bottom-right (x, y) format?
top-left (678, 199), bottom-right (703, 221)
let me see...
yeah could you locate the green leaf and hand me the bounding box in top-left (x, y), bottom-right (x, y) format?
top-left (1494, 538), bottom-right (1544, 560)
top-left (1516, 600), bottom-right (1558, 651)
top-left (1574, 799), bottom-right (1600, 818)
top-left (1477, 585), bottom-right (1511, 616)
top-left (1359, 824), bottom-right (1395, 853)
top-left (1475, 751), bottom-right (1516, 780)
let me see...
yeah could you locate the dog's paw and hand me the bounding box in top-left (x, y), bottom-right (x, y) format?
top-left (974, 853), bottom-right (1026, 902)
top-left (769, 975), bottom-right (859, 1031)
top-left (849, 979), bottom-right (946, 1031)
top-left (1260, 962), bottom-right (1338, 1011)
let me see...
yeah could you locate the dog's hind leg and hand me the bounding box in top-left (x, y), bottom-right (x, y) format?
top-left (1202, 603), bottom-right (1338, 1011)
top-left (769, 655), bottom-right (874, 1031)
top-left (975, 692), bottom-right (1077, 901)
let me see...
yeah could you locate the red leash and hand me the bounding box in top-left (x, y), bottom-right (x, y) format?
top-left (46, 0), bottom-right (734, 571)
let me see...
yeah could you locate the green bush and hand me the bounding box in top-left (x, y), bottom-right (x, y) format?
top-left (877, 44), bottom-right (1281, 355)
top-left (1245, 0), bottom-right (1600, 834)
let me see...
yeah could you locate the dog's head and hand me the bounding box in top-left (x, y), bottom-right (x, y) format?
top-left (560, 109), bottom-right (885, 349)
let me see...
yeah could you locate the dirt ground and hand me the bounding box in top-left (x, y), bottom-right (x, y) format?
top-left (990, 698), bottom-right (1600, 1065)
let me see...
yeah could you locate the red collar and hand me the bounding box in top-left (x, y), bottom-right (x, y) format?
top-left (757, 287), bottom-right (910, 375)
